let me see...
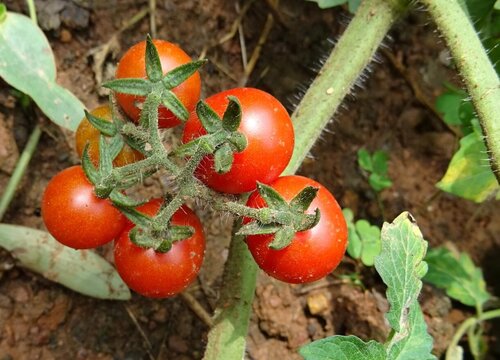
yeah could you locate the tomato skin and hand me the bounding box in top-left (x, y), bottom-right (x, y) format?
top-left (182, 88), bottom-right (294, 194)
top-left (75, 105), bottom-right (144, 167)
top-left (245, 176), bottom-right (347, 284)
top-left (114, 199), bottom-right (205, 298)
top-left (41, 166), bottom-right (126, 249)
top-left (115, 39), bottom-right (201, 128)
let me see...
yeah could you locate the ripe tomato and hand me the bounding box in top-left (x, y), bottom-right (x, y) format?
top-left (41, 166), bottom-right (126, 249)
top-left (115, 39), bottom-right (201, 128)
top-left (75, 105), bottom-right (144, 167)
top-left (245, 176), bottom-right (347, 284)
top-left (182, 88), bottom-right (294, 194)
top-left (114, 199), bottom-right (205, 298)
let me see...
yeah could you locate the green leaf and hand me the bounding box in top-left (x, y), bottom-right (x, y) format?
top-left (0, 12), bottom-right (85, 130)
top-left (436, 92), bottom-right (464, 126)
top-left (369, 173), bottom-right (393, 192)
top-left (436, 129), bottom-right (500, 202)
top-left (162, 59), bottom-right (206, 89)
top-left (222, 96), bottom-right (242, 132)
top-left (300, 335), bottom-right (386, 360)
top-left (214, 143), bottom-right (234, 174)
top-left (495, 0), bottom-right (500, 10)
top-left (103, 78), bottom-right (152, 96)
top-left (387, 304), bottom-right (436, 360)
top-left (196, 100), bottom-right (222, 133)
top-left (161, 89), bottom-right (189, 121)
top-left (256, 182), bottom-right (288, 210)
top-left (0, 4), bottom-right (6, 23)
top-left (374, 212), bottom-right (428, 333)
top-left (355, 220), bottom-right (381, 266)
top-left (0, 224), bottom-right (130, 300)
top-left (372, 150), bottom-right (389, 175)
top-left (306, 0), bottom-right (347, 10)
top-left (357, 148), bottom-right (373, 171)
top-left (84, 110), bottom-right (117, 136)
top-left (424, 247), bottom-right (491, 308)
top-left (343, 208), bottom-right (362, 259)
top-left (145, 35), bottom-right (163, 82)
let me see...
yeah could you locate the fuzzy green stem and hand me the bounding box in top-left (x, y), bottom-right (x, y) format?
top-left (0, 125), bottom-right (41, 220)
top-left (446, 308), bottom-right (500, 360)
top-left (420, 0), bottom-right (500, 183)
top-left (202, 1), bottom-right (407, 358)
top-left (283, 0), bottom-right (408, 175)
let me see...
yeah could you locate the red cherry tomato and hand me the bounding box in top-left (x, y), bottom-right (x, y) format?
top-left (75, 105), bottom-right (144, 167)
top-left (115, 39), bottom-right (201, 128)
top-left (182, 88), bottom-right (294, 194)
top-left (41, 166), bottom-right (126, 249)
top-left (245, 176), bottom-right (347, 284)
top-left (114, 199), bottom-right (205, 298)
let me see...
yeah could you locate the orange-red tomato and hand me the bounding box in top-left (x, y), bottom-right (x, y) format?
top-left (115, 39), bottom-right (201, 128)
top-left (245, 176), bottom-right (347, 284)
top-left (113, 199), bottom-right (205, 298)
top-left (41, 166), bottom-right (126, 249)
top-left (75, 105), bottom-right (144, 167)
top-left (182, 88), bottom-right (294, 194)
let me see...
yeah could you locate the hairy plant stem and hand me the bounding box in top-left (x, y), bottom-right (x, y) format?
top-left (203, 0), bottom-right (407, 359)
top-left (420, 0), bottom-right (500, 183)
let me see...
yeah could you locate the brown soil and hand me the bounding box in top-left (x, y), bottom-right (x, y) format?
top-left (0, 1), bottom-right (499, 359)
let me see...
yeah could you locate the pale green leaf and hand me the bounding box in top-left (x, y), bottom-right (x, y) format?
top-left (0, 224), bottom-right (131, 300)
top-left (424, 247), bottom-right (491, 308)
top-left (387, 304), bottom-right (436, 360)
top-left (374, 212), bottom-right (428, 333)
top-left (495, 0), bottom-right (500, 10)
top-left (343, 208), bottom-right (362, 259)
top-left (369, 173), bottom-right (392, 192)
top-left (357, 148), bottom-right (373, 172)
top-left (355, 220), bottom-right (381, 266)
top-left (436, 129), bottom-right (499, 202)
top-left (307, 0), bottom-right (347, 9)
top-left (299, 335), bottom-right (386, 360)
top-left (0, 12), bottom-right (85, 130)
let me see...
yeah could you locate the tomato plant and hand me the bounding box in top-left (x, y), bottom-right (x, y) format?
top-left (75, 105), bottom-right (144, 167)
top-left (115, 39), bottom-right (201, 128)
top-left (245, 175), bottom-right (347, 283)
top-left (41, 166), bottom-right (126, 249)
top-left (113, 199), bottom-right (205, 298)
top-left (182, 88), bottom-right (294, 194)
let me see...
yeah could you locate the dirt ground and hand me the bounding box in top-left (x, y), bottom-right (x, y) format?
top-left (0, 0), bottom-right (499, 359)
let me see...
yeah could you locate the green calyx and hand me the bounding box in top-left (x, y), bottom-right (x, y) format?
top-left (173, 96), bottom-right (248, 174)
top-left (236, 183), bottom-right (321, 250)
top-left (103, 35), bottom-right (206, 125)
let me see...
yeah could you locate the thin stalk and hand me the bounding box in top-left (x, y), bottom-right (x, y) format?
top-left (446, 308), bottom-right (500, 360)
top-left (0, 125), bottom-right (42, 220)
top-left (26, 0), bottom-right (37, 23)
top-left (420, 0), bottom-right (500, 183)
top-left (203, 0), bottom-right (407, 359)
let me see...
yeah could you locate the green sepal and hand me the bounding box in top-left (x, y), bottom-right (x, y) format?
top-left (222, 96), bottom-right (242, 132)
top-left (290, 186), bottom-right (319, 212)
top-left (129, 227), bottom-right (155, 248)
top-left (155, 225), bottom-right (195, 252)
top-left (103, 78), bottom-right (152, 96)
top-left (145, 35), bottom-right (163, 82)
top-left (98, 134), bottom-right (113, 176)
top-left (84, 109), bottom-right (117, 136)
top-left (108, 135), bottom-right (125, 161)
top-left (214, 143), bottom-right (234, 174)
top-left (0, 4), bottom-right (7, 23)
top-left (161, 89), bottom-right (189, 121)
top-left (81, 144), bottom-right (99, 184)
top-left (269, 226), bottom-right (296, 250)
top-left (109, 190), bottom-right (146, 208)
top-left (196, 100), bottom-right (222, 133)
top-left (162, 59), bottom-right (207, 89)
top-left (116, 206), bottom-right (152, 228)
top-left (256, 182), bottom-right (288, 210)
top-left (236, 222), bottom-right (282, 236)
top-left (228, 132), bottom-right (247, 152)
top-left (296, 208), bottom-right (321, 232)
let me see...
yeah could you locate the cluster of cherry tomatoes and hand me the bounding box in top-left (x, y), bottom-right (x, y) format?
top-left (41, 39), bottom-right (347, 298)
